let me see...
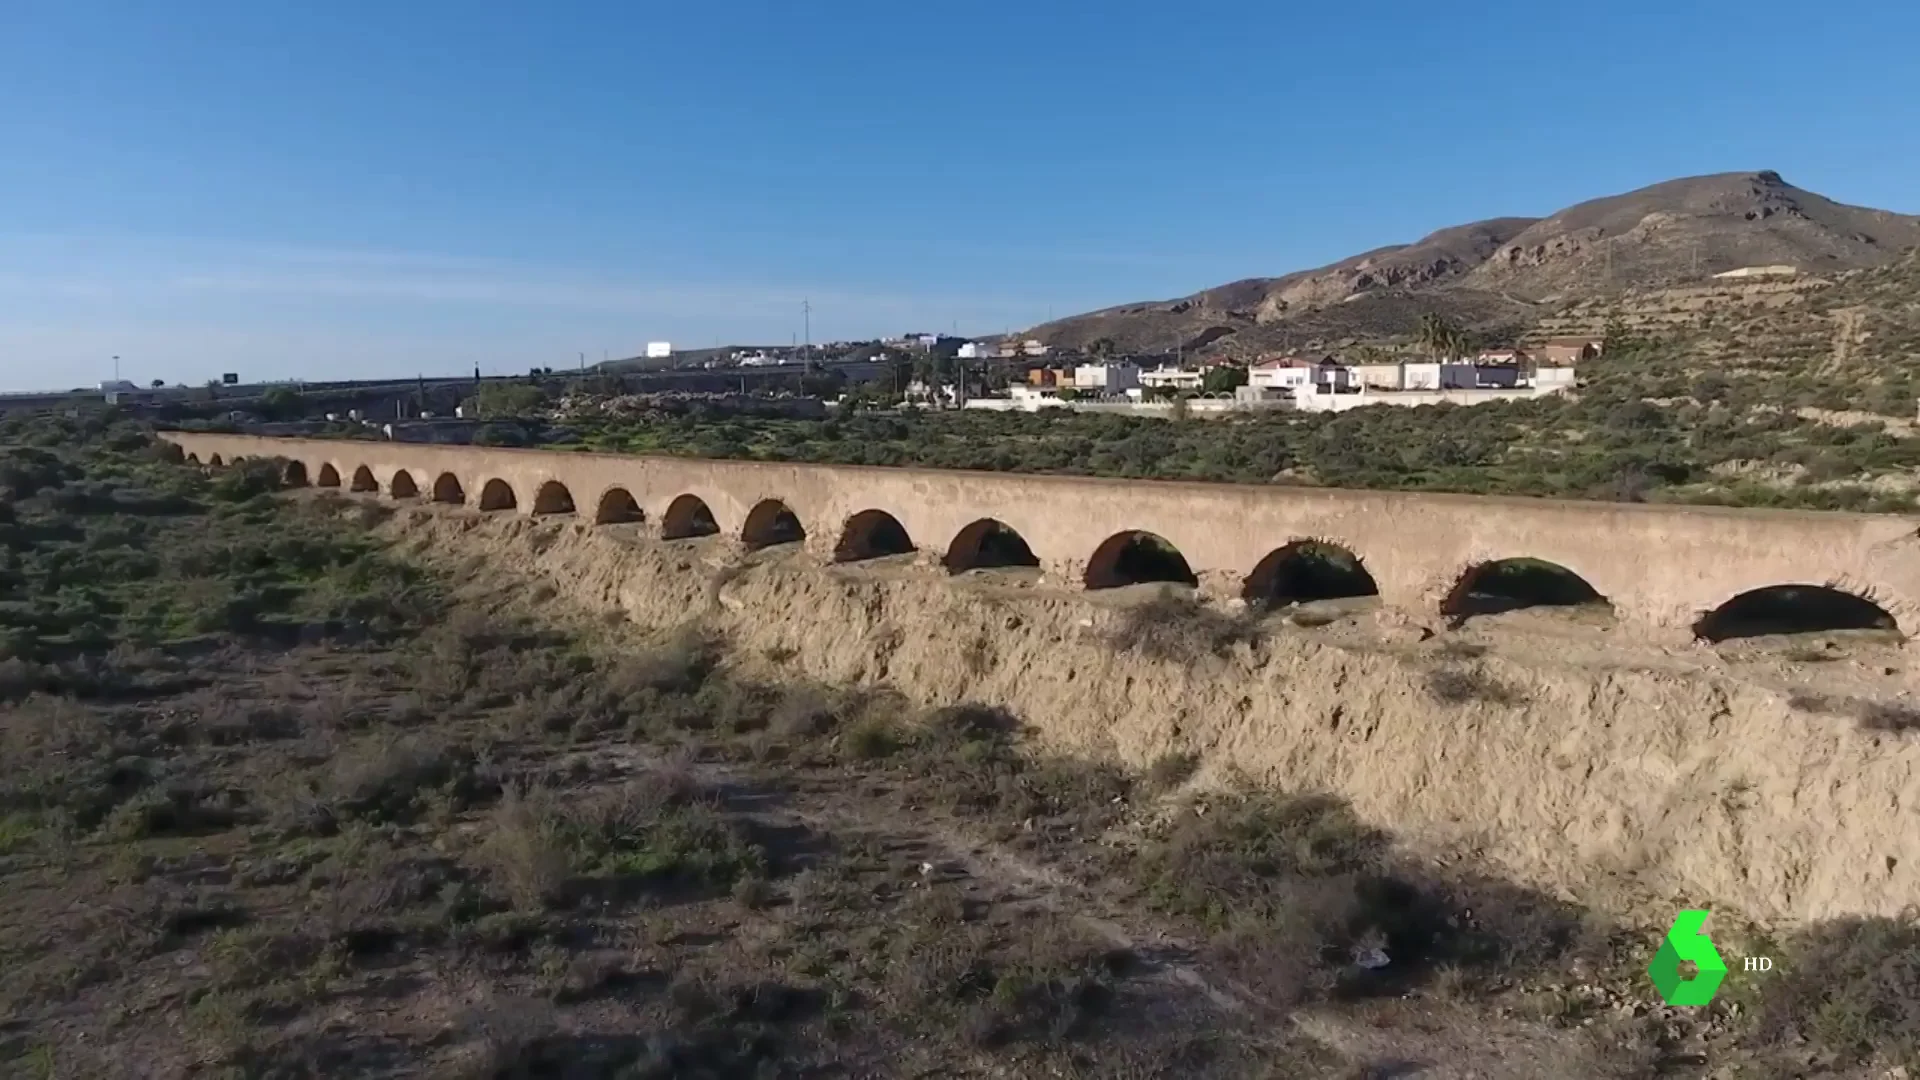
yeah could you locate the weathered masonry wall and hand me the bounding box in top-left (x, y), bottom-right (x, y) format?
top-left (160, 432), bottom-right (1920, 637)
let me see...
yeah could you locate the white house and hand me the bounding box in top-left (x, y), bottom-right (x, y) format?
top-left (1350, 363), bottom-right (1404, 390)
top-left (1400, 362), bottom-right (1477, 391)
top-left (1534, 366), bottom-right (1576, 389)
top-left (1073, 362), bottom-right (1142, 396)
top-left (957, 341), bottom-right (995, 360)
top-left (1140, 366), bottom-right (1205, 393)
top-left (1005, 384), bottom-right (1071, 409)
top-left (1249, 358), bottom-right (1316, 392)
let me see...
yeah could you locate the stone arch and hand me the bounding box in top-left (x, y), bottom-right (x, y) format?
top-left (1692, 584), bottom-right (1899, 643)
top-left (349, 465), bottom-right (378, 493)
top-left (532, 480), bottom-right (576, 515)
top-left (186, 452), bottom-right (201, 465)
top-left (478, 478), bottom-right (518, 512)
top-left (316, 463), bottom-right (341, 488)
top-left (662, 494), bottom-right (720, 539)
top-left (1440, 558), bottom-right (1608, 620)
top-left (943, 518), bottom-right (1040, 574)
top-left (390, 470), bottom-right (419, 498)
top-left (432, 472), bottom-right (465, 504)
top-left (594, 487), bottom-right (644, 524)
top-left (835, 509), bottom-right (915, 563)
top-left (742, 499), bottom-right (806, 549)
top-left (208, 453), bottom-right (224, 467)
top-left (1084, 530), bottom-right (1198, 590)
top-left (283, 460), bottom-right (309, 487)
top-left (1242, 539), bottom-right (1379, 609)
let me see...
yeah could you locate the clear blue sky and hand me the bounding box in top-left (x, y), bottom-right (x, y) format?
top-left (3, 0), bottom-right (1917, 390)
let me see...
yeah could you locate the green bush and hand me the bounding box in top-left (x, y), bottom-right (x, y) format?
top-left (0, 413), bottom-right (437, 688)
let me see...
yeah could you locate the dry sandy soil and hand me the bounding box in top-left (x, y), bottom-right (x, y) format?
top-left (406, 503), bottom-right (1920, 928)
top-left (7, 490), bottom-right (1919, 1078)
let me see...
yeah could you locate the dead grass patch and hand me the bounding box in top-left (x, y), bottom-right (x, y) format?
top-left (1102, 594), bottom-right (1264, 662)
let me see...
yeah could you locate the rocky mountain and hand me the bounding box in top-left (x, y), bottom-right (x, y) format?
top-left (1027, 171), bottom-right (1920, 358)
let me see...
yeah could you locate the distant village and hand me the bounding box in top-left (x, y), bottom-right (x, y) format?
top-left (869, 332), bottom-right (1602, 416)
top-left (48, 327), bottom-right (1605, 441)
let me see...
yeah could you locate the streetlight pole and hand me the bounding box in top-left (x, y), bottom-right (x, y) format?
top-left (112, 356), bottom-right (120, 383)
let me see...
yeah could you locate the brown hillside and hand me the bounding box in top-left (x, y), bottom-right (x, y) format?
top-left (1029, 171), bottom-right (1920, 358)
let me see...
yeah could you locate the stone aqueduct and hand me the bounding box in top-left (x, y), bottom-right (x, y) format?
top-left (161, 433), bottom-right (1920, 641)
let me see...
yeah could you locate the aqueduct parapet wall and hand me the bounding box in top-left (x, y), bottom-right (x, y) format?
top-left (161, 432), bottom-right (1920, 639)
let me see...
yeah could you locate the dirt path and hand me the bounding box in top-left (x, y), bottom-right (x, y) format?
top-left (543, 741), bottom-right (1675, 1080)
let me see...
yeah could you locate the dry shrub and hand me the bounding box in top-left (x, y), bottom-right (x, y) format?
top-left (1102, 595), bottom-right (1263, 662)
top-left (1750, 914), bottom-right (1920, 1065)
top-left (886, 908), bottom-right (1129, 1050)
top-left (840, 714), bottom-right (904, 761)
top-left (1856, 699), bottom-right (1920, 734)
top-left (320, 736), bottom-right (492, 827)
top-left (476, 766), bottom-right (759, 912)
top-left (479, 788), bottom-right (575, 912)
top-left (1424, 665), bottom-right (1529, 706)
top-left (1128, 791), bottom-right (1577, 1001)
top-left (605, 626), bottom-right (724, 697)
top-left (196, 698), bottom-right (303, 745)
top-left (1142, 751), bottom-right (1200, 794)
top-left (768, 686), bottom-right (844, 738)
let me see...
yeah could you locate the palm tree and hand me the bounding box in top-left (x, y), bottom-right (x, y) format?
top-left (1416, 313), bottom-right (1467, 362)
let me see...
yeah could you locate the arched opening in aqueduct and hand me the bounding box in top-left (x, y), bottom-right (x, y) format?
top-left (1242, 540), bottom-right (1379, 609)
top-left (283, 461), bottom-right (309, 487)
top-left (433, 473), bottom-right (465, 504)
top-left (316, 464), bottom-right (341, 487)
top-left (834, 510), bottom-right (915, 562)
top-left (478, 479), bottom-right (518, 512)
top-left (595, 488), bottom-right (644, 524)
top-left (662, 494), bottom-right (720, 539)
top-left (1692, 584), bottom-right (1899, 642)
top-left (533, 481), bottom-right (576, 515)
top-left (742, 500), bottom-right (805, 549)
top-left (1084, 530), bottom-right (1198, 590)
top-left (349, 466), bottom-right (379, 493)
top-left (390, 470), bottom-right (420, 498)
top-left (943, 518), bottom-right (1040, 574)
top-left (1441, 558), bottom-right (1608, 621)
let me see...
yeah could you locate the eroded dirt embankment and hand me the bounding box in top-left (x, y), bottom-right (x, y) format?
top-left (385, 506), bottom-right (1920, 928)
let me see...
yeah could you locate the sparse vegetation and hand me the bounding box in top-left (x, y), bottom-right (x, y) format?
top-left (527, 320), bottom-right (1920, 513)
top-left (1102, 593), bottom-right (1265, 661)
top-left (1424, 664), bottom-right (1531, 707)
top-left (4, 411), bottom-right (1913, 1076)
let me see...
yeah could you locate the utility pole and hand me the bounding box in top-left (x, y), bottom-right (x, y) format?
top-left (112, 356), bottom-right (120, 383)
top-left (803, 299), bottom-right (812, 354)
